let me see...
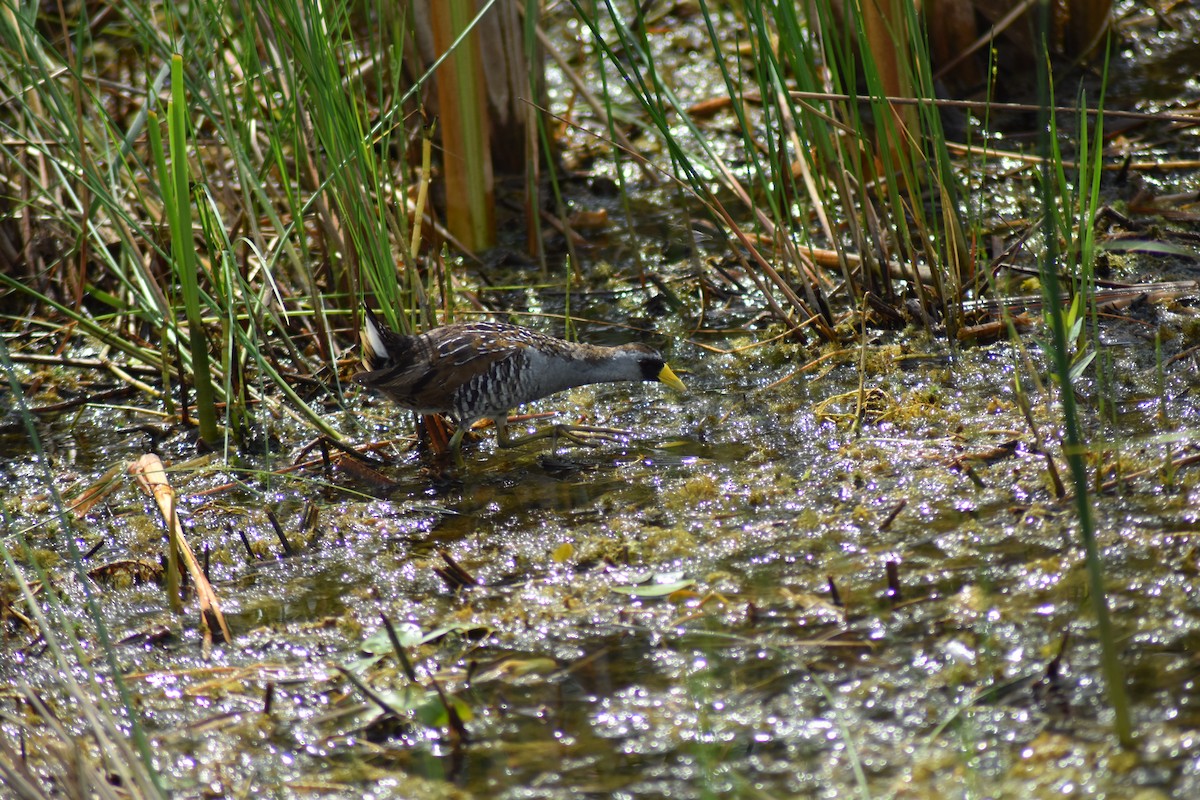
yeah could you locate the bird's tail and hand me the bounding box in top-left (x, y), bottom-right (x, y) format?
top-left (360, 305), bottom-right (391, 372)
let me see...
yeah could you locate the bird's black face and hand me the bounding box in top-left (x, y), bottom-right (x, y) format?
top-left (638, 353), bottom-right (667, 382)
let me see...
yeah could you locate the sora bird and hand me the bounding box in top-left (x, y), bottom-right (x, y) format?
top-left (354, 307), bottom-right (686, 462)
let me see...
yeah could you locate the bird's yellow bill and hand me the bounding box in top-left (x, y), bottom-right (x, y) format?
top-left (658, 364), bottom-right (686, 392)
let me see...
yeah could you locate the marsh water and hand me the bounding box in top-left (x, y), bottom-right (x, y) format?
top-left (7, 246), bottom-right (1200, 799)
top-left (5, 3), bottom-right (1200, 799)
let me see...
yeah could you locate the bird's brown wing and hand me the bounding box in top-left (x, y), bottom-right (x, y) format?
top-left (359, 322), bottom-right (546, 413)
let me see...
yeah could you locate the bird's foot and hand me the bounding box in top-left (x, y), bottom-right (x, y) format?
top-left (548, 424), bottom-right (634, 448)
top-left (498, 424), bottom-right (634, 450)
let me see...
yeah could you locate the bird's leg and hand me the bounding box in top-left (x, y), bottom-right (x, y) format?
top-left (494, 416), bottom-right (633, 449)
top-left (494, 415), bottom-right (513, 447)
top-left (446, 423), bottom-right (468, 468)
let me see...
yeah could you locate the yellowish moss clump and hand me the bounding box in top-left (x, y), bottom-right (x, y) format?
top-left (1179, 316), bottom-right (1200, 345)
top-left (986, 396), bottom-right (1012, 413)
top-left (863, 343), bottom-right (907, 373)
top-left (25, 547), bottom-right (62, 570)
top-left (678, 474), bottom-right (720, 503)
top-left (640, 525), bottom-right (699, 559)
top-left (756, 339), bottom-right (808, 369)
top-left (127, 513), bottom-right (167, 550)
top-left (746, 483), bottom-right (770, 506)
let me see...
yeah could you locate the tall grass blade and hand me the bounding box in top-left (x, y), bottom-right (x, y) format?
top-left (1034, 19), bottom-right (1132, 748)
top-left (165, 54), bottom-right (221, 448)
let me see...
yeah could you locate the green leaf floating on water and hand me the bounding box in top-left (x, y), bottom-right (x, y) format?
top-left (348, 621), bottom-right (490, 673)
top-left (612, 578), bottom-right (696, 597)
top-left (1098, 239), bottom-right (1200, 258)
top-left (361, 624), bottom-right (423, 654)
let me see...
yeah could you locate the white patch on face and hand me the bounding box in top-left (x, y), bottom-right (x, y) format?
top-left (364, 315), bottom-right (389, 359)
